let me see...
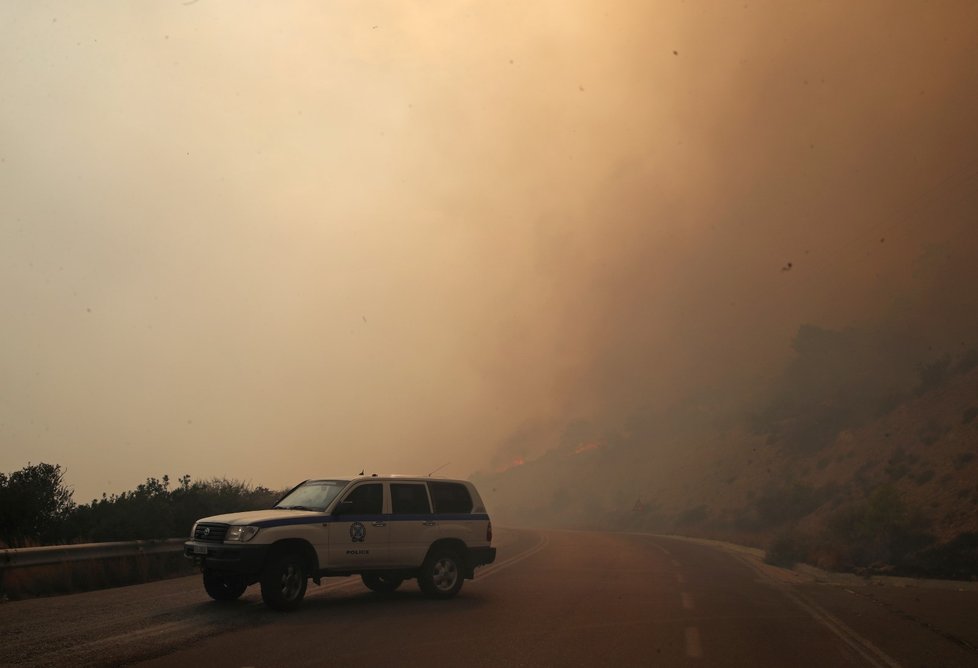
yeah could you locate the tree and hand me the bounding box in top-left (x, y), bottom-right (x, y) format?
top-left (0, 462), bottom-right (75, 546)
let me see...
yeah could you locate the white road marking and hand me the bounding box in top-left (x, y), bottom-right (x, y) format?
top-left (772, 582), bottom-right (903, 668)
top-left (304, 576), bottom-right (362, 600)
top-left (685, 626), bottom-right (703, 659)
top-left (617, 531), bottom-right (672, 557)
top-left (634, 533), bottom-right (904, 668)
top-left (68, 620), bottom-right (195, 654)
top-left (681, 592), bottom-right (695, 610)
top-left (472, 533), bottom-right (550, 582)
top-left (726, 551), bottom-right (903, 668)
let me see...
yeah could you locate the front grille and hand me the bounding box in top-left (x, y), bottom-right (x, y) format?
top-left (194, 523), bottom-right (228, 542)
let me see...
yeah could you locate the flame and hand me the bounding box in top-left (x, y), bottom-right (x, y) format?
top-left (495, 457), bottom-right (525, 473)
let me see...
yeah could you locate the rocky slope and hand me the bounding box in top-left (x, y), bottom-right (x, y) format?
top-left (474, 364), bottom-right (978, 578)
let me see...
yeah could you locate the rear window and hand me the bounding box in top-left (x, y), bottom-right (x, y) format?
top-left (428, 482), bottom-right (473, 514)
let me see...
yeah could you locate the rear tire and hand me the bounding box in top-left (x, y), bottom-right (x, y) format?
top-left (361, 573), bottom-right (403, 593)
top-left (203, 571), bottom-right (247, 602)
top-left (260, 552), bottom-right (308, 611)
top-left (418, 550), bottom-right (464, 599)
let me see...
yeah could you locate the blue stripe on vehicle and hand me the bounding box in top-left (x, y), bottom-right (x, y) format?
top-left (252, 513), bottom-right (489, 528)
top-left (251, 516), bottom-right (329, 528)
top-left (388, 513), bottom-right (490, 522)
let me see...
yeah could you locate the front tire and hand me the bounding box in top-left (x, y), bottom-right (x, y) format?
top-left (260, 553), bottom-right (308, 611)
top-left (362, 573), bottom-right (404, 593)
top-left (203, 571), bottom-right (247, 602)
top-left (418, 550), bottom-right (464, 599)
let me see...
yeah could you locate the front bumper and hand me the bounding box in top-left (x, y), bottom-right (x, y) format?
top-left (183, 540), bottom-right (269, 575)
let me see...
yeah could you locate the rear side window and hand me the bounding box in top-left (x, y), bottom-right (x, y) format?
top-left (391, 483), bottom-right (431, 515)
top-left (428, 482), bottom-right (473, 514)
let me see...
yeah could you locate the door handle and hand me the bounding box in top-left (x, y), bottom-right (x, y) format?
top-left (372, 521), bottom-right (387, 527)
top-left (422, 521), bottom-right (436, 526)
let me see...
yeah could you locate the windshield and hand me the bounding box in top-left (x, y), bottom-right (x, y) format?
top-left (274, 480), bottom-right (349, 512)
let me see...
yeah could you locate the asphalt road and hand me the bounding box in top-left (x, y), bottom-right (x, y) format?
top-left (1, 528), bottom-right (976, 667)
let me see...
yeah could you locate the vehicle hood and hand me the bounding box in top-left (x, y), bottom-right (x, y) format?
top-left (197, 508), bottom-right (326, 526)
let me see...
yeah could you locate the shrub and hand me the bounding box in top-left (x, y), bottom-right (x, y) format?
top-left (826, 485), bottom-right (935, 569)
top-left (675, 505), bottom-right (709, 527)
top-left (765, 530), bottom-right (807, 568)
top-left (918, 418), bottom-right (948, 446)
top-left (875, 392), bottom-right (907, 417)
top-left (914, 355), bottom-right (951, 396)
top-left (62, 475), bottom-right (283, 543)
top-left (886, 449), bottom-right (920, 480)
top-left (962, 406), bottom-right (978, 425)
top-left (753, 483), bottom-right (835, 527)
top-left (904, 532), bottom-right (978, 580)
top-left (914, 469), bottom-right (935, 485)
top-left (0, 463), bottom-right (75, 547)
top-left (955, 349), bottom-right (978, 375)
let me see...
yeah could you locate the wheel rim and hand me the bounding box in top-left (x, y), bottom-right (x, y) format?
top-left (432, 557), bottom-right (458, 592)
top-left (280, 562), bottom-right (302, 600)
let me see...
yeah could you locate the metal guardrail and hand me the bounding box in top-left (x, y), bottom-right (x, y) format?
top-left (0, 538), bottom-right (185, 569)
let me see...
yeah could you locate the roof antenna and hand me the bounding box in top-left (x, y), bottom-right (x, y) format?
top-left (427, 462), bottom-right (450, 477)
top-left (358, 469), bottom-right (364, 476)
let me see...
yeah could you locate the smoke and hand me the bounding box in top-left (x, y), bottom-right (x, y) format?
top-left (464, 0), bottom-right (978, 462)
top-left (2, 1), bottom-right (976, 498)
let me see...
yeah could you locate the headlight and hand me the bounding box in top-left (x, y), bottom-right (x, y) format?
top-left (225, 525), bottom-right (260, 542)
top-left (190, 522), bottom-right (198, 539)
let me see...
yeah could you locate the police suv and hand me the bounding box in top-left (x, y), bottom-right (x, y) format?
top-left (184, 476), bottom-right (496, 610)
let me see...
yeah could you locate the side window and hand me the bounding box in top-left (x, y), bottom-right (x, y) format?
top-left (342, 483), bottom-right (383, 515)
top-left (428, 482), bottom-right (473, 514)
top-left (391, 483), bottom-right (431, 515)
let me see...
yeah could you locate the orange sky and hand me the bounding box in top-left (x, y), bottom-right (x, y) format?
top-left (2, 1), bottom-right (976, 501)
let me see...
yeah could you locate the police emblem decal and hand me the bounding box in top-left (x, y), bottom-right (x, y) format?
top-left (349, 521), bottom-right (366, 542)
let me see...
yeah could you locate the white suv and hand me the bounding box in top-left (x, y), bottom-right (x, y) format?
top-left (184, 476), bottom-right (496, 610)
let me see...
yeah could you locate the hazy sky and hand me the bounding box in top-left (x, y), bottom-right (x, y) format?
top-left (2, 1), bottom-right (976, 502)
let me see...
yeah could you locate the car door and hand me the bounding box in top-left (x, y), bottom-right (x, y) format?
top-left (388, 482), bottom-right (439, 567)
top-left (327, 482), bottom-right (389, 569)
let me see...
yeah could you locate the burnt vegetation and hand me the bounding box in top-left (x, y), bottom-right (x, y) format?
top-left (747, 336), bottom-right (978, 578)
top-left (752, 324), bottom-right (923, 453)
top-left (476, 317), bottom-right (978, 580)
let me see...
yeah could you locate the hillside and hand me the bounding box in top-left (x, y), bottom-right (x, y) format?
top-left (475, 361), bottom-right (978, 579)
